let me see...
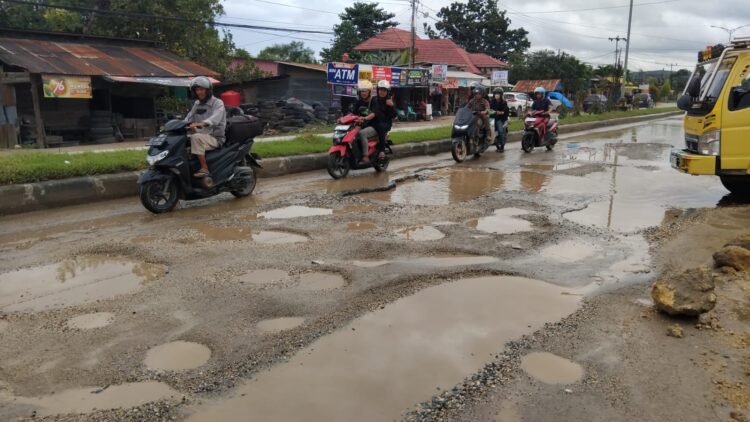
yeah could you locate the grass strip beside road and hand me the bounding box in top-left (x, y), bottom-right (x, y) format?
top-left (0, 107), bottom-right (678, 186)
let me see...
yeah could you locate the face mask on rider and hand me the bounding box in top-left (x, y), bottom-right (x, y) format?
top-left (494, 94), bottom-right (501, 100)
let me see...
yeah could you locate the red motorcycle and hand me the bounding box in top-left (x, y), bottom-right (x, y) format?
top-left (521, 110), bottom-right (559, 153)
top-left (327, 114), bottom-right (391, 179)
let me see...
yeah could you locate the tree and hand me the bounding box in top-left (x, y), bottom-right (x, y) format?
top-left (320, 2), bottom-right (397, 63)
top-left (510, 50), bottom-right (592, 93)
top-left (660, 78), bottom-right (672, 101)
top-left (223, 50), bottom-right (272, 82)
top-left (422, 0), bottom-right (529, 60)
top-left (258, 41), bottom-right (317, 63)
top-left (671, 69), bottom-right (691, 94)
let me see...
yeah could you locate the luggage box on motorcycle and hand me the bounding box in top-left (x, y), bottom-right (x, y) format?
top-left (226, 115), bottom-right (263, 144)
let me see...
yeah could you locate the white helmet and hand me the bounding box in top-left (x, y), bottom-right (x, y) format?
top-left (358, 80), bottom-right (373, 92)
top-left (377, 80), bottom-right (391, 90)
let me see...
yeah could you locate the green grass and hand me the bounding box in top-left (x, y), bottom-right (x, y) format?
top-left (0, 107), bottom-right (679, 186)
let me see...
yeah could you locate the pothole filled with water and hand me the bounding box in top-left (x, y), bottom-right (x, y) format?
top-left (191, 223), bottom-right (253, 241)
top-left (144, 341), bottom-right (211, 371)
top-left (258, 206), bottom-right (333, 219)
top-left (297, 272), bottom-right (346, 291)
top-left (0, 256), bottom-right (167, 313)
top-left (541, 240), bottom-right (599, 263)
top-left (10, 381), bottom-right (179, 417)
top-left (347, 222), bottom-right (378, 231)
top-left (253, 231), bottom-right (308, 244)
top-left (237, 269), bottom-right (290, 285)
top-left (257, 317), bottom-right (305, 333)
top-left (349, 255), bottom-right (497, 269)
top-left (520, 352), bottom-right (584, 384)
top-left (187, 276), bottom-right (581, 422)
top-left (467, 208), bottom-right (535, 235)
top-left (66, 312), bottom-right (114, 330)
top-left (394, 226), bottom-right (445, 241)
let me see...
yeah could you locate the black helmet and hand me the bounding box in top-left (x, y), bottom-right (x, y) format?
top-left (472, 86), bottom-right (485, 96)
top-left (190, 76), bottom-right (213, 100)
top-left (493, 87), bottom-right (504, 95)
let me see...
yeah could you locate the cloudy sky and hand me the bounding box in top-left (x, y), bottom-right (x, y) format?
top-left (222, 0), bottom-right (749, 71)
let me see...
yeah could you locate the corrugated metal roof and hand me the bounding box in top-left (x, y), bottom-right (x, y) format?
top-left (513, 79), bottom-right (562, 93)
top-left (278, 61), bottom-right (327, 72)
top-left (0, 37), bottom-right (218, 77)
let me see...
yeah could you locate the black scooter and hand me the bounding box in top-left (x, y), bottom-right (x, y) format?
top-left (138, 118), bottom-right (262, 214)
top-left (451, 106), bottom-right (490, 162)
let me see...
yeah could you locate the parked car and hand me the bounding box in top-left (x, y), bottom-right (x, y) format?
top-left (583, 94), bottom-right (607, 112)
top-left (634, 93), bottom-right (655, 108)
top-left (504, 92), bottom-right (532, 116)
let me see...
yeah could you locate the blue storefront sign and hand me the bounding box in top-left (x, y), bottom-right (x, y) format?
top-left (327, 62), bottom-right (359, 85)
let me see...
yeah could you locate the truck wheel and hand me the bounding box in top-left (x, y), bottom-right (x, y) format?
top-left (720, 175), bottom-right (750, 195)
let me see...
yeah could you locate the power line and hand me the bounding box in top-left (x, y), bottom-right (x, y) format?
top-left (513, 0), bottom-right (680, 15)
top-left (252, 0), bottom-right (338, 15)
top-left (4, 0), bottom-right (335, 34)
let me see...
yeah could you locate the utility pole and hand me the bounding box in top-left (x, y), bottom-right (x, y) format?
top-left (410, 0), bottom-right (417, 67)
top-left (711, 24), bottom-right (750, 43)
top-left (609, 36), bottom-right (627, 96)
top-left (622, 0), bottom-right (634, 94)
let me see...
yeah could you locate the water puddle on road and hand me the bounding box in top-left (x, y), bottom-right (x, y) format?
top-left (467, 208), bottom-right (535, 235)
top-left (394, 225), bottom-right (445, 241)
top-left (258, 206), bottom-right (333, 219)
top-left (350, 259), bottom-right (392, 268)
top-left (349, 255), bottom-right (497, 269)
top-left (347, 222), bottom-right (378, 231)
top-left (257, 317), bottom-right (305, 333)
top-left (66, 312), bottom-right (114, 330)
top-left (253, 231), bottom-right (309, 244)
top-left (297, 272), bottom-right (346, 290)
top-left (520, 352), bottom-right (584, 384)
top-left (144, 341), bottom-right (211, 371)
top-left (187, 276), bottom-right (581, 422)
top-left (237, 269), bottom-right (290, 285)
top-left (191, 223), bottom-right (253, 241)
top-left (541, 240), bottom-right (599, 263)
top-left (334, 204), bottom-right (377, 215)
top-left (9, 381), bottom-right (180, 417)
top-left (0, 256), bottom-right (166, 313)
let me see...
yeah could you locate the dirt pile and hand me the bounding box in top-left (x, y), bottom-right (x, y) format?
top-left (651, 266), bottom-right (717, 316)
top-left (714, 245), bottom-right (750, 272)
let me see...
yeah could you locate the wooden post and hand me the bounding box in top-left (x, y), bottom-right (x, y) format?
top-left (29, 74), bottom-right (46, 148)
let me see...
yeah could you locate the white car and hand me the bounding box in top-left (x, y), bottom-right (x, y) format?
top-left (503, 92), bottom-right (532, 116)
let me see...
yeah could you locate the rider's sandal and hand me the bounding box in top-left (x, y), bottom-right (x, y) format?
top-left (193, 169), bottom-right (211, 178)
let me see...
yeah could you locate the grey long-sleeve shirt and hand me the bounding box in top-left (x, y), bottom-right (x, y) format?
top-left (185, 96), bottom-right (226, 143)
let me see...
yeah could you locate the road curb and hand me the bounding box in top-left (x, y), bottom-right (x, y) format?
top-left (0, 111), bottom-right (681, 215)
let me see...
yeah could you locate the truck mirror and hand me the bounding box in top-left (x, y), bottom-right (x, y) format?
top-left (729, 86), bottom-right (750, 110)
top-left (677, 94), bottom-right (692, 111)
top-left (687, 78), bottom-right (701, 98)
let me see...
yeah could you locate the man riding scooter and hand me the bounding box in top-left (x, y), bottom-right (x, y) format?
top-left (490, 87), bottom-right (510, 152)
top-left (353, 80), bottom-right (377, 164)
top-left (184, 76), bottom-right (226, 179)
top-left (531, 86), bottom-right (554, 113)
top-left (466, 86), bottom-right (490, 143)
top-left (372, 80), bottom-right (397, 159)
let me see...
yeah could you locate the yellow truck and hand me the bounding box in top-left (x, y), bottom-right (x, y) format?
top-left (672, 37), bottom-right (750, 195)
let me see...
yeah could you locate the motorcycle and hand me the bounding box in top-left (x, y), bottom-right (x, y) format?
top-left (326, 114), bottom-right (392, 179)
top-left (451, 106), bottom-right (492, 162)
top-left (138, 115), bottom-right (263, 214)
top-left (521, 110), bottom-right (558, 153)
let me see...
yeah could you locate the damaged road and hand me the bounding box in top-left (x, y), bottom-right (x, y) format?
top-left (0, 116), bottom-right (748, 421)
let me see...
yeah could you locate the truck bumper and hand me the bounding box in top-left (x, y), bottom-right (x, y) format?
top-left (670, 149), bottom-right (717, 175)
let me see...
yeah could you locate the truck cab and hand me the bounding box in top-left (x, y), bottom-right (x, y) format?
top-left (671, 37), bottom-right (750, 195)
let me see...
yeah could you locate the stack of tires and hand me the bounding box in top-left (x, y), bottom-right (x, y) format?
top-left (312, 102), bottom-right (329, 122)
top-left (279, 100), bottom-right (306, 131)
top-left (88, 110), bottom-right (117, 144)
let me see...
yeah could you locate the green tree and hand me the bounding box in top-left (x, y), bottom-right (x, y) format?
top-left (223, 49), bottom-right (273, 82)
top-left (257, 41), bottom-right (317, 63)
top-left (422, 0), bottom-right (529, 60)
top-left (660, 78), bottom-right (672, 101)
top-left (320, 2), bottom-right (397, 63)
top-left (671, 69), bottom-right (691, 93)
top-left (510, 50), bottom-right (592, 93)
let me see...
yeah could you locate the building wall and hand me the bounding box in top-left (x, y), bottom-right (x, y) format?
top-left (279, 66), bottom-right (329, 105)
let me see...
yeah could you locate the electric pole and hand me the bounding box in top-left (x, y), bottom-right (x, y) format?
top-left (622, 0), bottom-right (634, 94)
top-left (609, 36), bottom-right (627, 96)
top-left (711, 24), bottom-right (750, 43)
top-left (410, 0), bottom-right (417, 67)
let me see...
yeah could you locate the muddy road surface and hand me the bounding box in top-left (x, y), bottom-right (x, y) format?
top-left (0, 116), bottom-right (748, 421)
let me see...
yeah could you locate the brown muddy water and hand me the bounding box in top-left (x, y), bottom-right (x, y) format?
top-left (186, 276), bottom-right (581, 422)
top-left (520, 352), bottom-right (584, 385)
top-left (66, 312), bottom-right (114, 330)
top-left (297, 272), bottom-right (346, 290)
top-left (467, 208), bottom-right (535, 235)
top-left (348, 255), bottom-right (498, 269)
top-left (144, 341), bottom-right (212, 371)
top-left (394, 225), bottom-right (445, 241)
top-left (258, 206), bottom-right (333, 219)
top-left (541, 240), bottom-right (600, 263)
top-left (347, 221), bottom-right (378, 231)
top-left (0, 256), bottom-right (166, 312)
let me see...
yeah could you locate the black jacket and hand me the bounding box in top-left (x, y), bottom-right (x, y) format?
top-left (371, 96), bottom-right (397, 124)
top-left (490, 98), bottom-right (510, 122)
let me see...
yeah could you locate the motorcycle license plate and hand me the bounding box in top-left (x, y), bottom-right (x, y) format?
top-left (334, 125), bottom-right (350, 131)
top-left (524, 117), bottom-right (535, 123)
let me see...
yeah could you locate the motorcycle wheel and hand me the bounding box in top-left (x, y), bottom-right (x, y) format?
top-left (140, 178), bottom-right (179, 214)
top-left (373, 154), bottom-right (390, 172)
top-left (521, 133), bottom-right (535, 153)
top-left (327, 152), bottom-right (350, 179)
top-left (451, 139), bottom-right (468, 162)
top-left (231, 168), bottom-right (256, 197)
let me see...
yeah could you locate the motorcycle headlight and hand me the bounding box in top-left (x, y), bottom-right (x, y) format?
top-left (147, 150), bottom-right (169, 165)
top-left (454, 124), bottom-right (469, 130)
top-left (698, 130), bottom-right (720, 156)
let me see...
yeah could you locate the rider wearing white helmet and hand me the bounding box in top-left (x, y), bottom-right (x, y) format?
top-left (531, 86), bottom-right (553, 113)
top-left (372, 80), bottom-right (397, 158)
top-left (185, 76), bottom-right (226, 178)
top-left (353, 80), bottom-right (376, 164)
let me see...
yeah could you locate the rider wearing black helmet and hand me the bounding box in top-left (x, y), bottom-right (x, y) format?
top-left (185, 76), bottom-right (226, 178)
top-left (490, 87), bottom-right (510, 152)
top-left (467, 85), bottom-right (490, 141)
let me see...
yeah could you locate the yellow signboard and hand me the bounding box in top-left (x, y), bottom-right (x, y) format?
top-left (42, 75), bottom-right (92, 99)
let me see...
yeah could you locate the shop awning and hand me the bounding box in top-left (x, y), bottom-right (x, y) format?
top-left (103, 76), bottom-right (221, 87)
top-left (438, 70), bottom-right (484, 89)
